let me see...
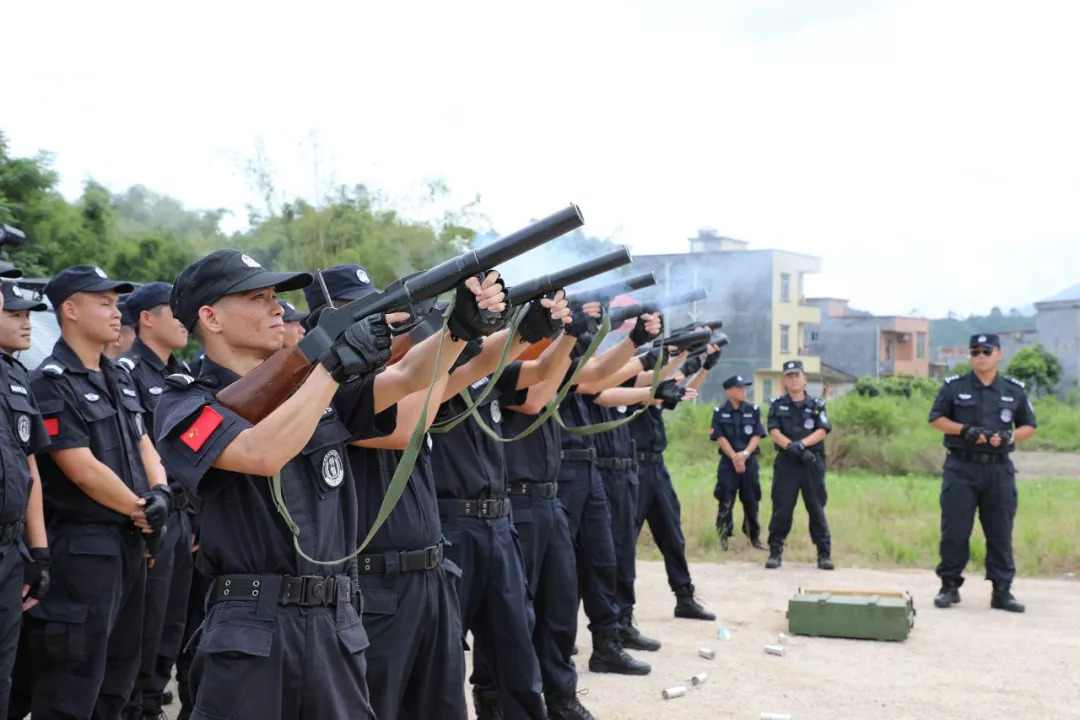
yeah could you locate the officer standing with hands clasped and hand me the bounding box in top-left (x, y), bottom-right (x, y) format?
top-left (928, 333), bottom-right (1035, 613)
top-left (764, 359), bottom-right (833, 571)
top-left (710, 374), bottom-right (767, 551)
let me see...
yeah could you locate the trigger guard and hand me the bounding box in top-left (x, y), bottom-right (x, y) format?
top-left (387, 297), bottom-right (438, 336)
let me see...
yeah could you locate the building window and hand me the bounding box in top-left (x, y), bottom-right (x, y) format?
top-left (780, 273), bottom-right (791, 302)
top-left (780, 325), bottom-right (790, 354)
top-left (764, 379), bottom-right (773, 401)
top-left (810, 331), bottom-right (820, 342)
top-left (917, 332), bottom-right (926, 359)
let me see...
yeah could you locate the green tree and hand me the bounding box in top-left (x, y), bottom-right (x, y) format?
top-left (1006, 345), bottom-right (1061, 396)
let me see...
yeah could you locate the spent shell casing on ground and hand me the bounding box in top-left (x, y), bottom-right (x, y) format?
top-left (778, 632), bottom-right (788, 644)
top-left (690, 673), bottom-right (708, 686)
top-left (761, 714), bottom-right (793, 720)
top-left (698, 647), bottom-right (715, 659)
top-left (662, 686), bottom-right (688, 699)
top-left (764, 644), bottom-right (786, 656)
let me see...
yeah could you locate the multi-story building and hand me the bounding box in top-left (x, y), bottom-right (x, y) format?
top-left (803, 298), bottom-right (931, 379)
top-left (1035, 283), bottom-right (1080, 394)
top-left (631, 229), bottom-right (822, 403)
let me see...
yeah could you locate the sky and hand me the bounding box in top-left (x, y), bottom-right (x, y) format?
top-left (6, 0), bottom-right (1080, 318)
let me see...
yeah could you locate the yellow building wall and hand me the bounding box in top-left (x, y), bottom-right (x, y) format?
top-left (766, 252), bottom-right (821, 375)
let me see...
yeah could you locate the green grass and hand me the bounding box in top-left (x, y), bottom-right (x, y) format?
top-left (640, 401), bottom-right (1080, 577)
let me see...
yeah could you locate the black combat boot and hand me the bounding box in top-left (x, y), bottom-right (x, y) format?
top-left (817, 551), bottom-right (835, 571)
top-left (473, 688), bottom-right (505, 720)
top-left (934, 578), bottom-right (962, 608)
top-left (588, 629), bottom-right (651, 675)
top-left (618, 615), bottom-right (661, 651)
top-left (545, 680), bottom-right (597, 720)
top-left (765, 546), bottom-right (782, 569)
top-left (750, 537), bottom-right (767, 551)
top-left (719, 531), bottom-right (729, 551)
top-left (674, 584), bottom-right (716, 621)
top-left (990, 581), bottom-right (1025, 613)
top-left (161, 691), bottom-right (174, 707)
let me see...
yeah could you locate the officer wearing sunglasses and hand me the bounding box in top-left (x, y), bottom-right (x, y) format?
top-left (928, 333), bottom-right (1037, 614)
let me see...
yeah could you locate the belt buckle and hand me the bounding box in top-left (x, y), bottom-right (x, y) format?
top-left (304, 576), bottom-right (330, 604)
top-left (426, 544), bottom-right (442, 568)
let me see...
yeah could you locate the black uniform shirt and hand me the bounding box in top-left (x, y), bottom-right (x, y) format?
top-left (629, 404), bottom-right (668, 454)
top-left (767, 392), bottom-right (831, 455)
top-left (431, 363), bottom-right (525, 500)
top-left (119, 338), bottom-right (189, 491)
top-left (929, 371), bottom-right (1037, 454)
top-left (556, 358), bottom-right (598, 454)
top-left (349, 443), bottom-right (441, 553)
top-left (587, 399), bottom-right (634, 459)
top-left (0, 355), bottom-right (50, 524)
top-left (153, 357), bottom-right (395, 576)
top-left (503, 372), bottom-right (564, 485)
top-left (710, 400), bottom-right (766, 456)
top-left (31, 339), bottom-right (150, 525)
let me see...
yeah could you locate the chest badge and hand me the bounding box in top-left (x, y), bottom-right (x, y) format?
top-left (1000, 408), bottom-right (1012, 423)
top-left (16, 415), bottom-right (30, 443)
top-left (803, 417), bottom-right (815, 430)
top-left (489, 400), bottom-right (502, 424)
top-left (616, 405), bottom-right (627, 414)
top-left (84, 393), bottom-right (100, 402)
top-left (322, 450), bottom-right (345, 487)
top-left (744, 423), bottom-right (754, 435)
top-left (149, 386), bottom-right (164, 396)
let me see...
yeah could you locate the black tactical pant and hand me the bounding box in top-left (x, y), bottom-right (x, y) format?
top-left (176, 559), bottom-right (210, 717)
top-left (597, 465), bottom-right (639, 621)
top-left (187, 574), bottom-right (374, 719)
top-left (0, 539), bottom-right (23, 718)
top-left (557, 461), bottom-right (620, 633)
top-left (937, 455), bottom-right (1017, 584)
top-left (635, 459), bottom-right (691, 592)
top-left (767, 454), bottom-right (830, 554)
top-left (26, 522), bottom-right (146, 720)
top-left (358, 560), bottom-right (466, 720)
top-left (715, 456), bottom-right (762, 541)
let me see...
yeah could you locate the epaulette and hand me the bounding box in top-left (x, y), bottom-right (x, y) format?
top-left (1005, 376), bottom-right (1025, 388)
top-left (117, 356), bottom-right (137, 372)
top-left (944, 375), bottom-right (959, 384)
top-left (41, 363), bottom-right (65, 376)
top-left (769, 395), bottom-right (781, 403)
top-left (753, 404), bottom-right (759, 411)
top-left (815, 396), bottom-right (827, 407)
top-left (165, 373), bottom-right (197, 389)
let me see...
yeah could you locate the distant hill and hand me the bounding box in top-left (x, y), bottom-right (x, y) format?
top-left (929, 308), bottom-right (1036, 353)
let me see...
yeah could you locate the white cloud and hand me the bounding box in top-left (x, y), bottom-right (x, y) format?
top-left (5, 0), bottom-right (1079, 317)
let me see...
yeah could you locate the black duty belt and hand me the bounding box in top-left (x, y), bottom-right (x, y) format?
top-left (635, 451), bottom-right (663, 464)
top-left (561, 448), bottom-right (597, 462)
top-left (595, 457), bottom-right (634, 471)
top-left (508, 481), bottom-right (558, 499)
top-left (949, 450), bottom-right (1010, 464)
top-left (210, 574), bottom-right (349, 606)
top-left (357, 543), bottom-right (443, 574)
top-left (172, 489), bottom-right (191, 512)
top-left (0, 521), bottom-right (22, 546)
top-left (439, 498), bottom-right (512, 519)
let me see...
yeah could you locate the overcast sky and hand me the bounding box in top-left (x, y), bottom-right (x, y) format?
top-left (7, 0), bottom-right (1080, 317)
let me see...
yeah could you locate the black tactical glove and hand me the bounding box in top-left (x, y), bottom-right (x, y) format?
top-left (141, 485), bottom-right (173, 533)
top-left (657, 380), bottom-right (686, 405)
top-left (994, 428), bottom-right (1014, 445)
top-left (629, 315), bottom-right (660, 347)
top-left (703, 350), bottom-right (721, 371)
top-left (518, 295), bottom-right (564, 344)
top-left (144, 525), bottom-right (167, 558)
top-left (961, 424), bottom-right (987, 444)
top-left (566, 303), bottom-right (602, 339)
top-left (637, 349), bottom-right (661, 373)
top-left (801, 449), bottom-right (817, 466)
top-left (450, 338), bottom-right (483, 373)
top-left (23, 547), bottom-right (51, 601)
top-left (318, 314), bottom-right (392, 383)
top-left (447, 274), bottom-right (508, 342)
top-left (680, 355), bottom-right (703, 377)
top-left (786, 440), bottom-right (806, 457)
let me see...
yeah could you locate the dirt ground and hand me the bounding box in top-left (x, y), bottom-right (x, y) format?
top-left (1011, 449), bottom-right (1080, 480)
top-left (159, 558), bottom-right (1080, 719)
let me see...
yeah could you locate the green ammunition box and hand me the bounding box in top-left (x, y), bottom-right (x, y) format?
top-left (786, 588), bottom-right (915, 642)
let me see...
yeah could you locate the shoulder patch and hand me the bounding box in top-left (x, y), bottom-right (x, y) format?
top-left (944, 375), bottom-right (959, 384)
top-left (118, 357), bottom-right (136, 371)
top-left (769, 395), bottom-right (780, 403)
top-left (165, 373), bottom-right (196, 388)
top-left (1006, 376), bottom-right (1025, 388)
top-left (42, 363), bottom-right (64, 376)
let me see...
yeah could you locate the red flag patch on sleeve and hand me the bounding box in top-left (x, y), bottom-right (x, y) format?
top-left (181, 406), bottom-right (223, 452)
top-left (44, 418), bottom-right (59, 437)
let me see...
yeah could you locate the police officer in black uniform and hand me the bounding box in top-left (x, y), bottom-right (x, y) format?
top-left (27, 265), bottom-right (171, 720)
top-left (278, 299), bottom-right (308, 347)
top-left (711, 374), bottom-right (767, 551)
top-left (928, 333), bottom-right (1035, 613)
top-left (303, 264), bottom-right (472, 720)
top-left (0, 273), bottom-right (52, 720)
top-left (117, 281), bottom-right (195, 719)
top-left (764, 359), bottom-right (833, 571)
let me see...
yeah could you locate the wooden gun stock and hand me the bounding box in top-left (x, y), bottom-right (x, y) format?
top-left (215, 345), bottom-right (317, 424)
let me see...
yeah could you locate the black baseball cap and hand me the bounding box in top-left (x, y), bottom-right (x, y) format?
top-left (277, 299), bottom-right (310, 324)
top-left (44, 265), bottom-right (135, 308)
top-left (0, 262), bottom-right (22, 279)
top-left (171, 250), bottom-right (312, 330)
top-left (782, 359), bottom-right (804, 375)
top-left (1, 281), bottom-right (47, 312)
top-left (125, 282), bottom-right (173, 320)
top-left (303, 264), bottom-right (375, 314)
top-left (969, 333), bottom-right (1000, 349)
top-left (722, 374), bottom-right (752, 389)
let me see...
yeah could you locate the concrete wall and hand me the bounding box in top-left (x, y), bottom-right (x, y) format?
top-left (805, 317), bottom-right (879, 379)
top-left (1035, 302), bottom-right (1080, 395)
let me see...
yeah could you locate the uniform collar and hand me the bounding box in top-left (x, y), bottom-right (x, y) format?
top-left (784, 392), bottom-right (806, 406)
top-left (51, 338), bottom-right (107, 375)
top-left (968, 370), bottom-right (1006, 391)
top-left (721, 399), bottom-right (738, 412)
top-left (197, 355), bottom-right (242, 387)
top-left (131, 337), bottom-right (184, 374)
